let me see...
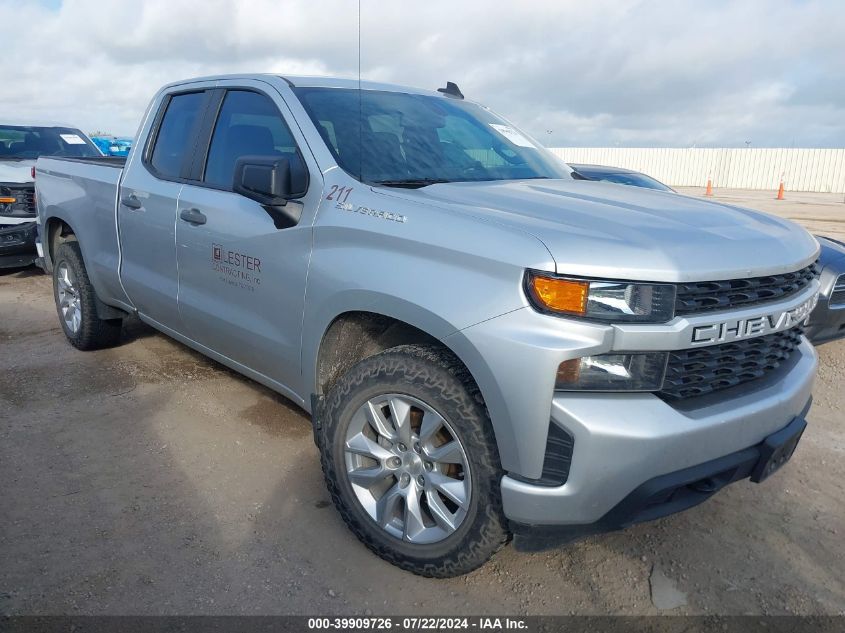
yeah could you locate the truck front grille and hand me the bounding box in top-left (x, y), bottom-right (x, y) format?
top-left (675, 262), bottom-right (819, 316)
top-left (0, 183), bottom-right (36, 217)
top-left (659, 327), bottom-right (804, 400)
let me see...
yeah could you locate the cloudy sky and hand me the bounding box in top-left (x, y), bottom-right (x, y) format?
top-left (2, 0), bottom-right (843, 147)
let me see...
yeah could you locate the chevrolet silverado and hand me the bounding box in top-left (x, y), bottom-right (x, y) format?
top-left (36, 75), bottom-right (821, 576)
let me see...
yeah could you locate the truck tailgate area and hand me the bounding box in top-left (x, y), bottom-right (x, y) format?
top-left (36, 156), bottom-right (131, 308)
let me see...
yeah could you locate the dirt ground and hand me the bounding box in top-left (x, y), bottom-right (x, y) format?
top-left (1, 190), bottom-right (844, 616)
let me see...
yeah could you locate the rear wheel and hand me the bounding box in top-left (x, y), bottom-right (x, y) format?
top-left (319, 344), bottom-right (509, 577)
top-left (52, 241), bottom-right (122, 350)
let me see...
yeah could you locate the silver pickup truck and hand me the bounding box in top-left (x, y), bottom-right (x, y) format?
top-left (36, 74), bottom-right (821, 577)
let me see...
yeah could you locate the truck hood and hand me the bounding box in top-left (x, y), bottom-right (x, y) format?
top-left (0, 160), bottom-right (36, 184)
top-left (400, 179), bottom-right (819, 282)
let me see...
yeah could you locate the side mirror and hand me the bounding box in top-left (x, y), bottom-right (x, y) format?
top-left (233, 155), bottom-right (309, 204)
top-left (233, 155), bottom-right (309, 228)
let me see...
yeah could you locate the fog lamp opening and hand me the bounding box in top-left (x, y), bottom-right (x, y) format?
top-left (555, 352), bottom-right (668, 392)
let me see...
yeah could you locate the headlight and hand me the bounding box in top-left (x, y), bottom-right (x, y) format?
top-left (526, 271), bottom-right (676, 323)
top-left (556, 352), bottom-right (668, 391)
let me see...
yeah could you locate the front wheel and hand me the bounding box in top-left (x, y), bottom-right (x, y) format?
top-left (52, 241), bottom-right (122, 350)
top-left (319, 344), bottom-right (509, 577)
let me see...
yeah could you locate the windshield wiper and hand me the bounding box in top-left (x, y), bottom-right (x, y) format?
top-left (374, 178), bottom-right (452, 189)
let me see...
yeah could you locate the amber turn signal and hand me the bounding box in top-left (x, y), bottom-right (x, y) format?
top-left (556, 358), bottom-right (582, 385)
top-left (529, 275), bottom-right (589, 315)
top-left (0, 197), bottom-right (16, 204)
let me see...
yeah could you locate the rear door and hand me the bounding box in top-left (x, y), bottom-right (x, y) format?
top-left (119, 88), bottom-right (213, 332)
top-left (174, 81), bottom-right (322, 396)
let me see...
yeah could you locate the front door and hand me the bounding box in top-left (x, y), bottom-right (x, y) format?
top-left (175, 85), bottom-right (320, 396)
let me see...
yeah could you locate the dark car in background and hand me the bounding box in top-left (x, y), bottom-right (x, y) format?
top-left (805, 236), bottom-right (845, 344)
top-left (569, 163), bottom-right (845, 345)
top-left (0, 123), bottom-right (101, 268)
top-left (569, 163), bottom-right (674, 192)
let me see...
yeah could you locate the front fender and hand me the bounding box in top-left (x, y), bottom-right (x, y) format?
top-left (301, 288), bottom-right (467, 395)
top-left (301, 289), bottom-right (529, 473)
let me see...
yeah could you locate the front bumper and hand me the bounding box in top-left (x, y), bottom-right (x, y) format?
top-left (510, 405), bottom-right (810, 551)
top-left (500, 337), bottom-right (817, 527)
top-left (0, 221), bottom-right (38, 268)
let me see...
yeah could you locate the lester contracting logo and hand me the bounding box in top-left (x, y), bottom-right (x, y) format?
top-left (211, 243), bottom-right (261, 291)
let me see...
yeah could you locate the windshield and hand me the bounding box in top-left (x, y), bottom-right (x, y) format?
top-left (292, 87), bottom-right (571, 187)
top-left (0, 125), bottom-right (100, 160)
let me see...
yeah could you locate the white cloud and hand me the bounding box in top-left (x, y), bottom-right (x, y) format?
top-left (0, 0), bottom-right (843, 146)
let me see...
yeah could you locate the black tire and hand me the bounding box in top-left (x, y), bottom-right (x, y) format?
top-left (52, 241), bottom-right (122, 350)
top-left (319, 344), bottom-right (510, 577)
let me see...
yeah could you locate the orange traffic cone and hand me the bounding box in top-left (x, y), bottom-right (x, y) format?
top-left (776, 177), bottom-right (785, 200)
top-left (705, 178), bottom-right (713, 197)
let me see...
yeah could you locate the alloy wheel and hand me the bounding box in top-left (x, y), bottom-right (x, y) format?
top-left (343, 393), bottom-right (472, 544)
top-left (56, 262), bottom-right (81, 334)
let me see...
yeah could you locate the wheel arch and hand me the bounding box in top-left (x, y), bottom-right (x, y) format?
top-left (305, 295), bottom-right (519, 471)
top-left (44, 212), bottom-right (126, 321)
top-left (313, 310), bottom-right (443, 397)
top-left (43, 211), bottom-right (78, 272)
top-left (306, 291), bottom-right (470, 397)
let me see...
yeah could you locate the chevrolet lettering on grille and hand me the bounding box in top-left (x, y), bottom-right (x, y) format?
top-left (690, 293), bottom-right (819, 345)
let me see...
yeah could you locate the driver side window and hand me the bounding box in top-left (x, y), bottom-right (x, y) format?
top-left (204, 90), bottom-right (299, 190)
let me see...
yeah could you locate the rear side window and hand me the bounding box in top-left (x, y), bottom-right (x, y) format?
top-left (149, 91), bottom-right (206, 179)
top-left (204, 90), bottom-right (298, 189)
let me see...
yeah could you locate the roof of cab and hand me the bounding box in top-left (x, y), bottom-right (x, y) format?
top-left (281, 75), bottom-right (440, 95)
top-left (160, 73), bottom-right (451, 98)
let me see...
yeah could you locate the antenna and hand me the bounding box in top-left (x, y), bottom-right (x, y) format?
top-left (437, 81), bottom-right (464, 100)
top-left (358, 0), bottom-right (363, 182)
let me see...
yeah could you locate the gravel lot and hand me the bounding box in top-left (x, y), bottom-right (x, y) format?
top-left (1, 190), bottom-right (844, 616)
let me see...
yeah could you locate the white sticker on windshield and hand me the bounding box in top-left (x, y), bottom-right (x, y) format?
top-left (60, 134), bottom-right (87, 145)
top-left (489, 124), bottom-right (534, 148)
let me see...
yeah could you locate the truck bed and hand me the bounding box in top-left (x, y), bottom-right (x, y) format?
top-left (36, 155), bottom-right (131, 310)
top-left (43, 155), bottom-right (127, 168)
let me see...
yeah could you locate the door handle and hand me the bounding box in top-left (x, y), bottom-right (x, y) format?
top-left (120, 194), bottom-right (142, 210)
top-left (179, 207), bottom-right (207, 225)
